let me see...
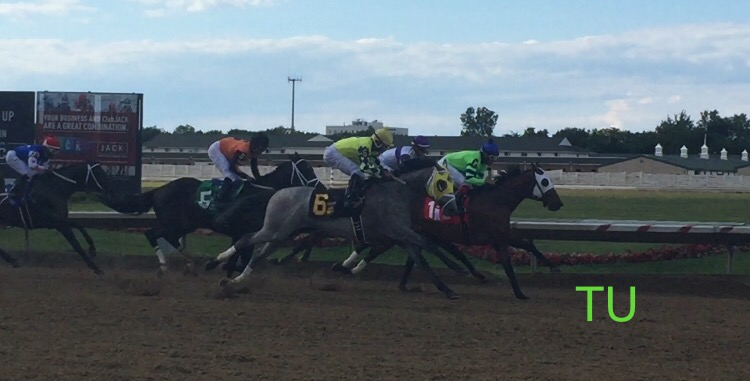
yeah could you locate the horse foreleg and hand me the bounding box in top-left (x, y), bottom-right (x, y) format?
top-left (227, 241), bottom-right (282, 285)
top-left (398, 256), bottom-right (416, 291)
top-left (57, 225), bottom-right (104, 276)
top-left (68, 221), bottom-right (97, 257)
top-left (404, 244), bottom-right (457, 299)
top-left (493, 243), bottom-right (528, 300)
top-left (332, 242), bottom-right (372, 274)
top-left (0, 247), bottom-right (20, 268)
top-left (225, 243), bottom-right (253, 278)
top-left (510, 238), bottom-right (560, 273)
top-left (439, 241), bottom-right (488, 282)
top-left (273, 237), bottom-right (310, 265)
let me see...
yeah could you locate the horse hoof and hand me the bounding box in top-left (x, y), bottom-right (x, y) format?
top-left (219, 278), bottom-right (231, 287)
top-left (331, 263), bottom-right (352, 275)
top-left (156, 267), bottom-right (166, 278)
top-left (446, 292), bottom-right (460, 300)
top-left (268, 259), bottom-right (281, 266)
top-left (205, 260), bottom-right (220, 272)
top-left (183, 264), bottom-right (198, 277)
top-left (94, 269), bottom-right (105, 276)
top-left (11, 261), bottom-right (21, 268)
top-left (516, 293), bottom-right (530, 300)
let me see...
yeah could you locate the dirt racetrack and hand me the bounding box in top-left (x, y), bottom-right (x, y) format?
top-left (1, 252), bottom-right (749, 381)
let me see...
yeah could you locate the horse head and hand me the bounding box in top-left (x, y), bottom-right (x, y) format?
top-left (255, 153), bottom-right (320, 189)
top-left (492, 163), bottom-right (563, 211)
top-left (49, 161), bottom-right (112, 196)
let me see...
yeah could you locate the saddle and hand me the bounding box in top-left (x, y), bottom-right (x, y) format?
top-left (308, 188), bottom-right (349, 218)
top-left (423, 196), bottom-right (470, 225)
top-left (196, 178), bottom-right (246, 212)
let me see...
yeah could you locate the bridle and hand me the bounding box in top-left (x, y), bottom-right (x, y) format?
top-left (289, 158), bottom-right (320, 187)
top-left (51, 163), bottom-right (106, 192)
top-left (250, 158), bottom-right (320, 190)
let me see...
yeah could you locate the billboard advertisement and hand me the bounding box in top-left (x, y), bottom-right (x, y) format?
top-left (36, 91), bottom-right (143, 193)
top-left (0, 91), bottom-right (36, 191)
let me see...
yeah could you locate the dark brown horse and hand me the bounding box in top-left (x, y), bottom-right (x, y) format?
top-left (0, 161), bottom-right (113, 273)
top-left (332, 163), bottom-right (563, 299)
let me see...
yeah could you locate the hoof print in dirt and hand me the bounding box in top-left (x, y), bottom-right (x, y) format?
top-left (234, 286), bottom-right (251, 294)
top-left (399, 286), bottom-right (423, 293)
top-left (318, 283), bottom-right (342, 292)
top-left (209, 283), bottom-right (238, 299)
top-left (115, 276), bottom-right (162, 297)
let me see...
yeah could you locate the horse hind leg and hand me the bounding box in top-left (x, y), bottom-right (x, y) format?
top-left (145, 227), bottom-right (170, 277)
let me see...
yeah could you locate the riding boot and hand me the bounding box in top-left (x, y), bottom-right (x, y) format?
top-left (9, 175), bottom-right (29, 201)
top-left (344, 174), bottom-right (364, 212)
top-left (455, 192), bottom-right (466, 215)
top-left (212, 178), bottom-right (234, 211)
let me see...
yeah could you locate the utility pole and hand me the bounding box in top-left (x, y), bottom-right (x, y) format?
top-left (288, 76), bottom-right (302, 132)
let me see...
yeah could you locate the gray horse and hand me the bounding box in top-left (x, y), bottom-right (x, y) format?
top-left (206, 159), bottom-right (462, 299)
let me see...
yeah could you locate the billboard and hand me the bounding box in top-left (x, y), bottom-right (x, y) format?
top-left (0, 91), bottom-right (36, 191)
top-left (36, 91), bottom-right (143, 193)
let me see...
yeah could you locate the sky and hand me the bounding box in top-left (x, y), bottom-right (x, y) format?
top-left (1, 0), bottom-right (750, 137)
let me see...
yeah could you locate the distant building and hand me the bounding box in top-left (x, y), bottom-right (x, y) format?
top-left (142, 133), bottom-right (609, 172)
top-left (325, 119), bottom-right (408, 136)
top-left (598, 143), bottom-right (750, 175)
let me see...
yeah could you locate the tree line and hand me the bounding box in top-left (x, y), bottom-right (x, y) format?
top-left (143, 107), bottom-right (750, 155)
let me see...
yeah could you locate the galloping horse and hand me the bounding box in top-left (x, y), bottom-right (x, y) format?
top-left (102, 153), bottom-right (320, 276)
top-left (0, 161), bottom-right (112, 274)
top-left (207, 158), bottom-right (464, 299)
top-left (333, 164), bottom-right (563, 299)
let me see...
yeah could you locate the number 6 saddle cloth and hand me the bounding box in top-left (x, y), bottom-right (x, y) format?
top-left (307, 188), bottom-right (348, 218)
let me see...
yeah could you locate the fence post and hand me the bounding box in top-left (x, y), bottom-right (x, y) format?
top-left (726, 245), bottom-right (736, 275)
top-left (529, 253), bottom-right (537, 274)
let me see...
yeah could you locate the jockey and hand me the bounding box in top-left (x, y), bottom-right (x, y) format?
top-left (207, 132), bottom-right (269, 204)
top-left (378, 135), bottom-right (431, 174)
top-left (5, 136), bottom-right (61, 201)
top-left (438, 138), bottom-right (499, 213)
top-left (323, 127), bottom-right (394, 209)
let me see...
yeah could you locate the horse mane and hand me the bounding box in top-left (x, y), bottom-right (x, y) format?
top-left (493, 164), bottom-right (524, 184)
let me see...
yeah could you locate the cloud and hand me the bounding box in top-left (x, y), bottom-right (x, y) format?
top-left (2, 23), bottom-right (750, 134)
top-left (0, 0), bottom-right (94, 17)
top-left (135, 0), bottom-right (278, 16)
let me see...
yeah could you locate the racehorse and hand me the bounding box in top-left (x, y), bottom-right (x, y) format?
top-left (332, 163), bottom-right (563, 299)
top-left (102, 153), bottom-right (320, 276)
top-left (206, 158), bottom-right (465, 299)
top-left (0, 161), bottom-right (112, 274)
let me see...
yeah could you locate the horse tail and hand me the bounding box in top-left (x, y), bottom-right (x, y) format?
top-left (104, 189), bottom-right (157, 215)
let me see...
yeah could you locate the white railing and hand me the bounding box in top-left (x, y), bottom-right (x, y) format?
top-left (141, 164), bottom-right (750, 191)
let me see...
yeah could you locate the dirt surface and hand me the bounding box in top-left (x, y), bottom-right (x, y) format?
top-left (1, 253), bottom-right (749, 381)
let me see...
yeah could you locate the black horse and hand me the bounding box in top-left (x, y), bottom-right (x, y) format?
top-left (103, 153), bottom-right (321, 276)
top-left (0, 161), bottom-right (112, 274)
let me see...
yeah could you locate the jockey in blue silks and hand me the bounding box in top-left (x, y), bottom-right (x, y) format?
top-left (4, 136), bottom-right (61, 202)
